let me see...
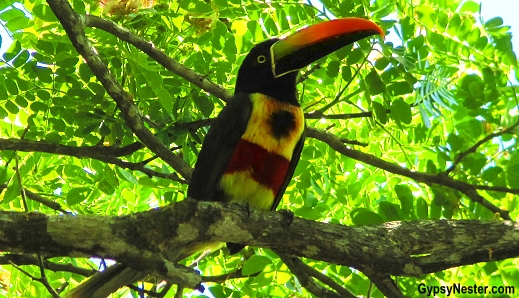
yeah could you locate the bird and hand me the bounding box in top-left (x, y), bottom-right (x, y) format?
top-left (64, 17), bottom-right (383, 298)
top-left (187, 17), bottom-right (384, 253)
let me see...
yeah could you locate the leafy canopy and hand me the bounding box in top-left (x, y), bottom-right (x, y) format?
top-left (0, 0), bottom-right (518, 297)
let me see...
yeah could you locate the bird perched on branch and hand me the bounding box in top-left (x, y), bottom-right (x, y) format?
top-left (65, 17), bottom-right (383, 298)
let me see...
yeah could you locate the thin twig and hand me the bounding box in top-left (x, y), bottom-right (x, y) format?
top-left (444, 119), bottom-right (519, 175)
top-left (278, 253), bottom-right (355, 298)
top-left (9, 261), bottom-right (60, 298)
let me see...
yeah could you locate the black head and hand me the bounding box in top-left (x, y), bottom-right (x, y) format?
top-left (235, 39), bottom-right (299, 106)
top-left (233, 18), bottom-right (384, 107)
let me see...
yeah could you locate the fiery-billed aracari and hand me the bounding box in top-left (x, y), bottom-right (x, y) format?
top-left (65, 18), bottom-right (383, 298)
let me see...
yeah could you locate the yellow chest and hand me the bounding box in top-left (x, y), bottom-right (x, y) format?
top-left (219, 94), bottom-right (304, 209)
top-left (241, 93), bottom-right (305, 159)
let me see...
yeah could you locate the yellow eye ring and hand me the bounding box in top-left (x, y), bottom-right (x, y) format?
top-left (257, 55), bottom-right (267, 63)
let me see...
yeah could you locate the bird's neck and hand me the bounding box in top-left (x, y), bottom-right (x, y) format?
top-left (235, 84), bottom-right (299, 106)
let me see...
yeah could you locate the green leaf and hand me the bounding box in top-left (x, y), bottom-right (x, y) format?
top-left (3, 40), bottom-right (21, 61)
top-left (5, 100), bottom-right (19, 114)
top-left (408, 35), bottom-right (425, 51)
top-left (117, 168), bottom-right (138, 184)
top-left (466, 27), bottom-right (481, 46)
top-left (416, 198), bottom-right (429, 219)
top-left (36, 90), bottom-right (51, 101)
top-left (365, 70), bottom-right (385, 95)
top-left (458, 1), bottom-right (480, 13)
top-left (506, 152), bottom-right (519, 186)
top-left (482, 166), bottom-right (504, 185)
top-left (242, 255), bottom-right (272, 276)
top-left (456, 119), bottom-right (482, 139)
top-left (0, 106), bottom-right (7, 118)
top-left (447, 133), bottom-right (463, 152)
top-left (484, 17), bottom-right (503, 29)
top-left (351, 210), bottom-right (384, 225)
top-left (400, 16), bottom-right (415, 41)
top-left (446, 13), bottom-right (461, 37)
top-left (15, 95), bottom-right (28, 108)
top-left (0, 7), bottom-right (25, 21)
top-left (208, 285), bottom-right (227, 298)
top-left (482, 68), bottom-right (496, 89)
top-left (341, 66), bottom-right (352, 82)
top-left (443, 204), bottom-right (454, 219)
top-left (156, 88), bottom-right (173, 116)
top-left (99, 123), bottom-right (111, 136)
top-left (378, 201), bottom-right (400, 221)
top-left (346, 48), bottom-right (363, 65)
top-left (45, 132), bottom-right (62, 143)
top-left (179, 0), bottom-right (213, 13)
top-left (30, 101), bottom-right (48, 113)
top-left (98, 179), bottom-right (116, 195)
top-left (6, 16), bottom-right (31, 31)
top-left (457, 18), bottom-right (473, 41)
top-left (394, 184), bottom-right (414, 218)
top-left (430, 197), bottom-right (442, 219)
top-left (295, 206), bottom-right (322, 220)
top-left (390, 98), bottom-right (412, 124)
top-left (372, 101), bottom-right (387, 124)
top-left (66, 187), bottom-right (91, 205)
top-left (326, 60), bottom-right (340, 78)
top-left (79, 63), bottom-right (94, 81)
top-left (33, 4), bottom-right (58, 22)
top-left (436, 11), bottom-right (449, 32)
top-left (423, 157), bottom-right (435, 172)
top-left (12, 50), bottom-right (29, 68)
top-left (263, 16), bottom-right (278, 35)
top-left (468, 80), bottom-right (484, 98)
top-left (415, 5), bottom-right (436, 28)
top-left (3, 177), bottom-right (21, 203)
top-left (387, 81), bottom-right (413, 96)
top-left (374, 56), bottom-right (390, 70)
top-left (193, 94), bottom-right (214, 117)
top-left (502, 268), bottom-right (519, 288)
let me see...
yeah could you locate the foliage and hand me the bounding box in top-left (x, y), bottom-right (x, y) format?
top-left (0, 0), bottom-right (518, 297)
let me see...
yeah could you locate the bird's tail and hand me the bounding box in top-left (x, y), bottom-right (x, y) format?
top-left (62, 264), bottom-right (146, 298)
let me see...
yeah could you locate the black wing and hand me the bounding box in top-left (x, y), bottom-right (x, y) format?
top-left (188, 93), bottom-right (252, 202)
top-left (270, 132), bottom-right (305, 211)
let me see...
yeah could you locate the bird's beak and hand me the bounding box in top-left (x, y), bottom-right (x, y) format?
top-left (270, 18), bottom-right (384, 78)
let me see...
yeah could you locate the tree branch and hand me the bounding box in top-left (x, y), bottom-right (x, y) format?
top-left (306, 128), bottom-right (515, 220)
top-left (0, 138), bottom-right (185, 183)
top-left (444, 119), bottom-right (519, 175)
top-left (0, 184), bottom-right (69, 213)
top-left (1, 254), bottom-right (96, 277)
top-left (278, 253), bottom-right (356, 298)
top-left (9, 261), bottom-right (60, 297)
top-left (46, 0), bottom-right (193, 180)
top-left (82, 15), bottom-right (233, 102)
top-left (1, 200), bottom-right (517, 281)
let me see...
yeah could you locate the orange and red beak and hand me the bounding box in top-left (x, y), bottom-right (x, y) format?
top-left (270, 18), bottom-right (384, 78)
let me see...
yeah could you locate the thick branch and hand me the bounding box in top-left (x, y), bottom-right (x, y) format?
top-left (1, 200), bottom-right (517, 279)
top-left (46, 0), bottom-right (192, 179)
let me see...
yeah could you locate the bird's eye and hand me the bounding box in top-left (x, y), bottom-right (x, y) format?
top-left (257, 55), bottom-right (267, 63)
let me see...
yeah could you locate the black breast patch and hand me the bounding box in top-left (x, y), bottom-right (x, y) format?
top-left (270, 110), bottom-right (296, 139)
